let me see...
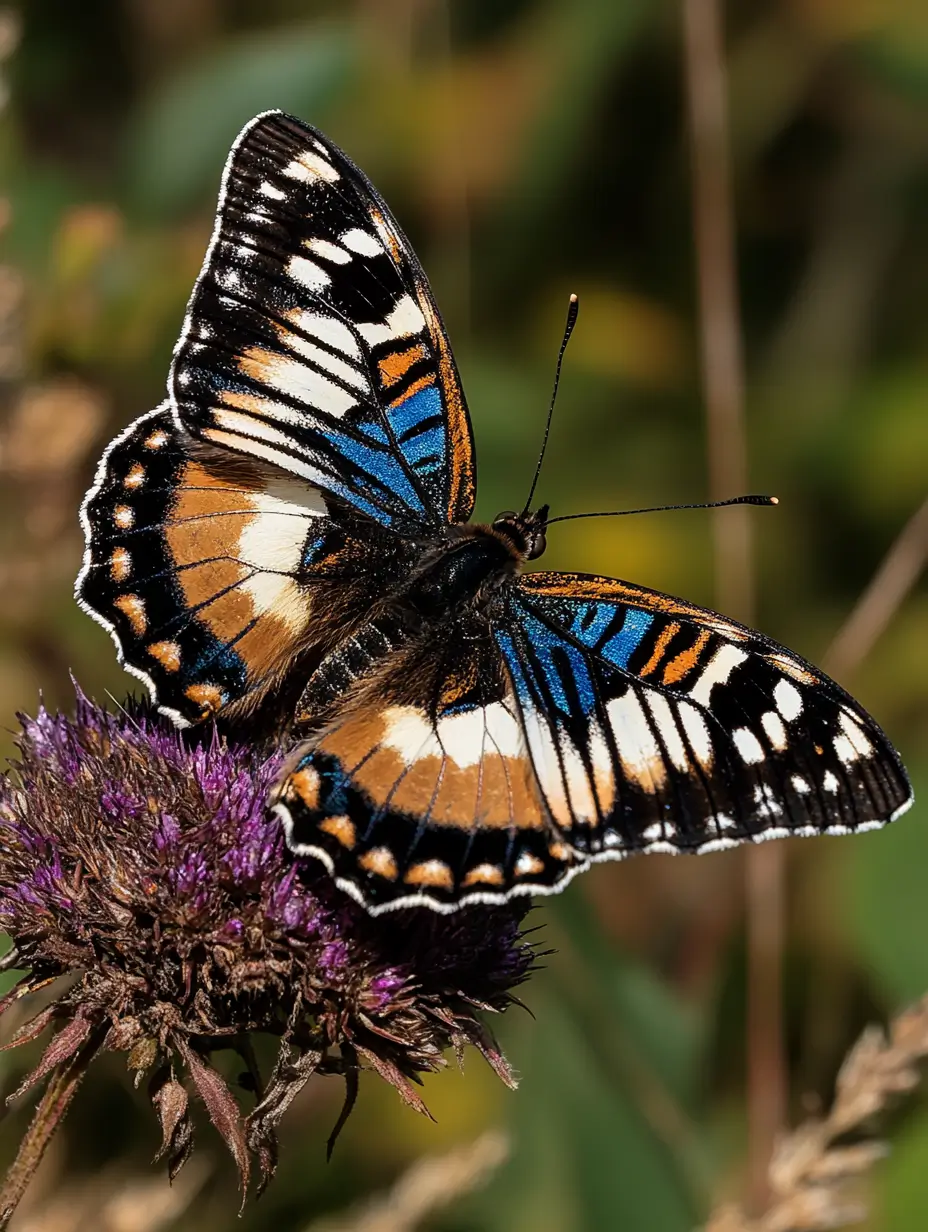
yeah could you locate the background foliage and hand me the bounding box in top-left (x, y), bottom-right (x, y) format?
top-left (0, 1), bottom-right (925, 1228)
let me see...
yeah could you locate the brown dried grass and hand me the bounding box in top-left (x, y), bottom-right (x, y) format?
top-left (705, 995), bottom-right (928, 1231)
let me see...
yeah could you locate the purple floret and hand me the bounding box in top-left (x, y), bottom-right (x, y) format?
top-left (0, 688), bottom-right (535, 1214)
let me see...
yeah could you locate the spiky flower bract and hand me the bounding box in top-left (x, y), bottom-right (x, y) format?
top-left (0, 690), bottom-right (534, 1219)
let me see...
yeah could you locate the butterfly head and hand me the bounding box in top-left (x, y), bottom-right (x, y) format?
top-left (491, 505), bottom-right (549, 562)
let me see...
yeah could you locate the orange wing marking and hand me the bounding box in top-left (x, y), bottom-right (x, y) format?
top-left (379, 344), bottom-right (427, 389)
top-left (662, 630), bottom-right (711, 686)
top-left (639, 622), bottom-right (681, 678)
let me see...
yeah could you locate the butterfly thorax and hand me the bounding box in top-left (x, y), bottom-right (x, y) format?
top-left (293, 513), bottom-right (546, 727)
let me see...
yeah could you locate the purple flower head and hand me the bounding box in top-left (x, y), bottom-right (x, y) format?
top-left (0, 689), bottom-right (535, 1215)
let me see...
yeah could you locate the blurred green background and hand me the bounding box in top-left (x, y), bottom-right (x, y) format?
top-left (0, 1), bottom-right (925, 1229)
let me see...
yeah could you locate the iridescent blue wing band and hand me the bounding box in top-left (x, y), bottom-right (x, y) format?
top-left (495, 571), bottom-right (913, 858)
top-left (170, 111), bottom-right (476, 532)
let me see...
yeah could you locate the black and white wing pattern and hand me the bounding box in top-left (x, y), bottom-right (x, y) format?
top-left (275, 614), bottom-right (574, 915)
top-left (171, 110), bottom-right (475, 532)
top-left (492, 572), bottom-right (912, 864)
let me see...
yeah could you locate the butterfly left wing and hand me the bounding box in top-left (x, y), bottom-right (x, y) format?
top-left (494, 572), bottom-right (913, 860)
top-left (170, 111), bottom-right (475, 533)
top-left (76, 404), bottom-right (417, 726)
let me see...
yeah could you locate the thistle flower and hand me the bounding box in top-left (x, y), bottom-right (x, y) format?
top-left (0, 689), bottom-right (534, 1221)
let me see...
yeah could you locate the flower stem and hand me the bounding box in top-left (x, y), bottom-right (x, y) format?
top-left (0, 1038), bottom-right (99, 1229)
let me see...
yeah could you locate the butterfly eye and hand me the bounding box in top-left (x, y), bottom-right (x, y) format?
top-left (525, 527), bottom-right (547, 560)
top-left (493, 511), bottom-right (518, 525)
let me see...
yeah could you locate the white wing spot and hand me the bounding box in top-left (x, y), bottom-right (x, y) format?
top-left (761, 710), bottom-right (788, 751)
top-left (823, 770), bottom-right (840, 793)
top-left (259, 180), bottom-right (286, 200)
top-left (286, 311), bottom-right (362, 360)
top-left (114, 505), bottom-right (134, 529)
top-left (435, 708), bottom-right (485, 769)
top-left (382, 706), bottom-right (441, 764)
top-left (283, 152), bottom-right (339, 183)
top-left (307, 238), bottom-right (351, 264)
top-left (276, 319), bottom-right (368, 390)
top-left (833, 734), bottom-right (859, 766)
top-left (689, 645), bottom-right (748, 707)
top-left (515, 851), bottom-right (545, 877)
top-left (562, 741), bottom-right (597, 823)
top-left (774, 679), bottom-right (803, 721)
top-left (791, 775), bottom-right (811, 794)
top-left (341, 227), bottom-right (384, 257)
top-left (678, 701), bottom-right (713, 766)
top-left (286, 255), bottom-right (331, 292)
top-left (483, 703), bottom-right (524, 759)
top-left (233, 352), bottom-right (356, 417)
top-left (357, 294), bottom-right (426, 347)
top-left (646, 694), bottom-right (688, 772)
top-left (733, 727), bottom-right (765, 765)
top-left (605, 690), bottom-right (666, 793)
top-left (839, 709), bottom-right (873, 757)
top-left (753, 783), bottom-right (779, 818)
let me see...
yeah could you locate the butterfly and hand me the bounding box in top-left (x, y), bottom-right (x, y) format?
top-left (76, 110), bottom-right (913, 915)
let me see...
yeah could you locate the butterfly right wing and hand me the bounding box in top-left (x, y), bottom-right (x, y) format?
top-left (494, 571), bottom-right (912, 859)
top-left (76, 405), bottom-right (417, 726)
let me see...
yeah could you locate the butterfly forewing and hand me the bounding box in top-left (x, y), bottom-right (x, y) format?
top-left (171, 111), bottom-right (475, 532)
top-left (496, 572), bottom-right (912, 858)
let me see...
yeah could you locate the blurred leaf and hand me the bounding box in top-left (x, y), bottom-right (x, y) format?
top-left (125, 25), bottom-right (357, 218)
top-left (855, 13), bottom-right (928, 101)
top-left (841, 768), bottom-right (928, 1004)
top-left (487, 0), bottom-right (655, 282)
top-left (475, 989), bottom-right (701, 1230)
top-left (471, 895), bottom-right (707, 1231)
top-left (870, 1101), bottom-right (928, 1230)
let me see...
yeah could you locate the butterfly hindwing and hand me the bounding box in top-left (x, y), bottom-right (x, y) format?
top-left (494, 572), bottom-right (912, 859)
top-left (275, 615), bottom-right (584, 914)
top-left (171, 110), bottom-right (475, 532)
top-left (76, 404), bottom-right (417, 725)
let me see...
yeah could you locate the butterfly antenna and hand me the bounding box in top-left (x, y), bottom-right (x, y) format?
top-left (523, 293), bottom-right (580, 516)
top-left (544, 493), bottom-right (778, 526)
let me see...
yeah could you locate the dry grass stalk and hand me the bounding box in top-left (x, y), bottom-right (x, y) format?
top-left (307, 1129), bottom-right (509, 1232)
top-left (12, 1158), bottom-right (208, 1232)
top-left (823, 492), bottom-right (928, 683)
top-left (705, 994), bottom-right (928, 1230)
